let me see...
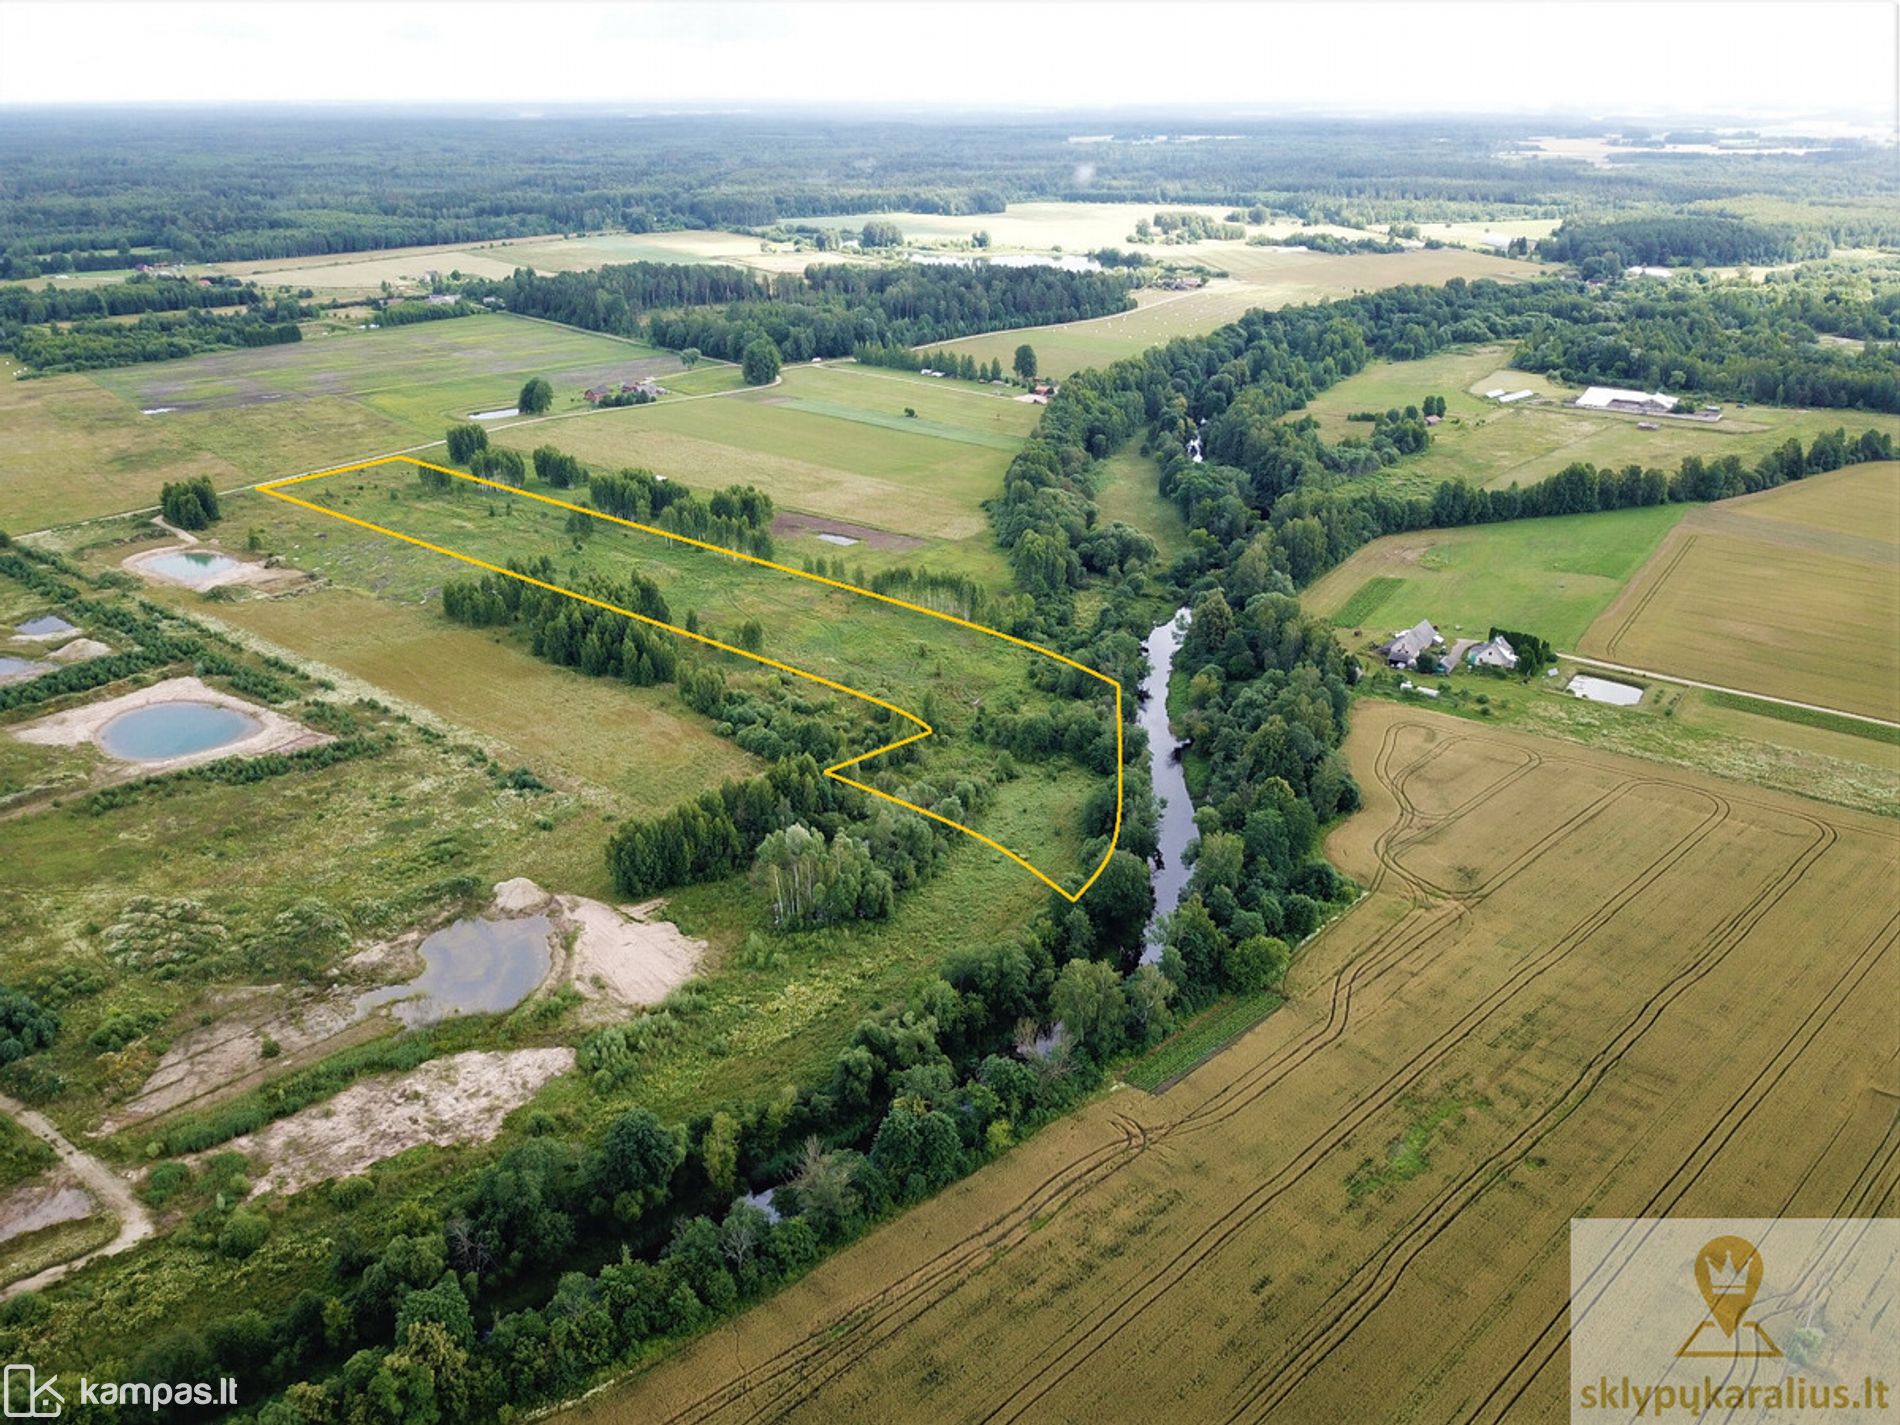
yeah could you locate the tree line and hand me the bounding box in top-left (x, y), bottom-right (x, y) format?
top-left (1538, 215), bottom-right (1801, 271)
top-left (6, 303), bottom-right (306, 374)
top-left (463, 259), bottom-right (1133, 364)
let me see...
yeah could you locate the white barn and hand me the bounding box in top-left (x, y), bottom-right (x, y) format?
top-left (1575, 386), bottom-right (1677, 415)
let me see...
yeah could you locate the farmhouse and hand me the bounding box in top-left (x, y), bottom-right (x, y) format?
top-left (584, 378), bottom-right (666, 405)
top-left (1574, 385), bottom-right (1677, 415)
top-left (1466, 634), bottom-right (1518, 670)
top-left (1377, 619), bottom-right (1442, 669)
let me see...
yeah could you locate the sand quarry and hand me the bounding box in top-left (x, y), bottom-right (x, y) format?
top-left (121, 541), bottom-right (302, 593)
top-left (129, 881), bottom-right (703, 1191)
top-left (10, 675), bottom-right (326, 773)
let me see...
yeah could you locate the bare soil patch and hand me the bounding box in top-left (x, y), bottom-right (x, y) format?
top-left (0, 1172), bottom-right (92, 1246)
top-left (221, 1048), bottom-right (575, 1197)
top-left (770, 511), bottom-right (924, 552)
top-left (491, 878), bottom-right (705, 1015)
top-left (46, 637), bottom-right (114, 663)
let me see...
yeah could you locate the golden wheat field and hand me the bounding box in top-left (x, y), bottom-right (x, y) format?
top-left (566, 699), bottom-right (1900, 1425)
top-left (1582, 462), bottom-right (1900, 720)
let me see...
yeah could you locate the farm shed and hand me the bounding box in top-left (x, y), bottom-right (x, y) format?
top-left (1574, 385), bottom-right (1677, 415)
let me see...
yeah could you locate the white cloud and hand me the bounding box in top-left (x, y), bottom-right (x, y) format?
top-left (0, 0), bottom-right (1891, 122)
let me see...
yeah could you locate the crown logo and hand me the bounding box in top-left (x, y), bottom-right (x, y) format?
top-left (1702, 1247), bottom-right (1753, 1295)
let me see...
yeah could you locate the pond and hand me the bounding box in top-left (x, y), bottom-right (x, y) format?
top-left (1139, 608), bottom-right (1195, 963)
top-left (469, 407), bottom-right (519, 420)
top-left (0, 656), bottom-right (49, 685)
top-left (356, 915), bottom-right (554, 1026)
top-left (815, 532), bottom-right (859, 546)
top-left (1566, 674), bottom-right (1644, 707)
top-left (15, 615), bottom-right (77, 638)
top-left (139, 550), bottom-right (240, 584)
top-left (97, 701), bottom-right (261, 761)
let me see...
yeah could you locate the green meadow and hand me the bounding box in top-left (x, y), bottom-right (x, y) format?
top-left (1303, 503), bottom-right (1688, 649)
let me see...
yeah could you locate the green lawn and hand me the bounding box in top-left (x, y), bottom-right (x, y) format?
top-left (1304, 504), bottom-right (1688, 649)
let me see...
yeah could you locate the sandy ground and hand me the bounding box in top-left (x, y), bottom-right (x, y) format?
top-left (122, 541), bottom-right (301, 592)
top-left (220, 1048), bottom-right (575, 1198)
top-left (558, 893), bottom-right (704, 1008)
top-left (104, 880), bottom-right (697, 1141)
top-left (45, 637), bottom-right (113, 663)
top-left (0, 1172), bottom-right (93, 1246)
top-left (492, 878), bottom-right (705, 1012)
top-left (99, 984), bottom-right (373, 1132)
top-left (0, 1092), bottom-right (152, 1301)
top-left (10, 675), bottom-right (327, 773)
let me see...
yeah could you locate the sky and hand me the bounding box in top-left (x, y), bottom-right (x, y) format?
top-left (0, 0), bottom-right (1893, 125)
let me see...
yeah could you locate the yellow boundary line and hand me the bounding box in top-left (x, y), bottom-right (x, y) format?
top-left (259, 456), bottom-right (1123, 902)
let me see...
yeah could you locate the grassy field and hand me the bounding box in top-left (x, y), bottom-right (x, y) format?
top-left (1294, 345), bottom-right (1900, 497)
top-left (489, 362), bottom-right (1037, 550)
top-left (1303, 504), bottom-right (1688, 649)
top-left (930, 250), bottom-right (1534, 380)
top-left (115, 458), bottom-right (1111, 891)
top-left (0, 315), bottom-right (688, 530)
top-left (1581, 463), bottom-right (1900, 721)
top-left (0, 1113), bottom-right (56, 1192)
top-left (571, 700), bottom-right (1899, 1424)
top-left (202, 588), bottom-right (759, 816)
top-left (1089, 448), bottom-right (1192, 564)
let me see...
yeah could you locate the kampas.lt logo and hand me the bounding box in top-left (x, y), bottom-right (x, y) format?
top-left (2, 1364), bottom-right (62, 1419)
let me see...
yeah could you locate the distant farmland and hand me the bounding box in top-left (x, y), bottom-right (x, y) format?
top-left (571, 700), bottom-right (1899, 1424)
top-left (929, 248), bottom-right (1533, 380)
top-left (0, 314), bottom-right (682, 529)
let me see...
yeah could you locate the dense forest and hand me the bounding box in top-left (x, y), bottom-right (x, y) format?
top-left (466, 261), bottom-right (1135, 361)
top-left (0, 110), bottom-right (1890, 273)
top-left (1537, 214), bottom-right (1803, 270)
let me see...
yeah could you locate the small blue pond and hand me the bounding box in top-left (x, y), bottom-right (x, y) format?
top-left (0, 656), bottom-right (48, 684)
top-left (141, 550), bottom-right (239, 584)
top-left (16, 615), bottom-right (77, 638)
top-left (356, 916), bottom-right (554, 1027)
top-left (98, 701), bottom-right (260, 761)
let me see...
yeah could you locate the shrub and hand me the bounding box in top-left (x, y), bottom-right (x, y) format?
top-left (218, 1209), bottom-right (271, 1259)
top-left (0, 988), bottom-right (58, 1063)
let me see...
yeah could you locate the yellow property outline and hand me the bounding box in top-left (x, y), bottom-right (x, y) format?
top-left (259, 456), bottom-right (1123, 902)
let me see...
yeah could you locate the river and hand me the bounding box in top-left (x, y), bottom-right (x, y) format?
top-left (1139, 607), bottom-right (1195, 962)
